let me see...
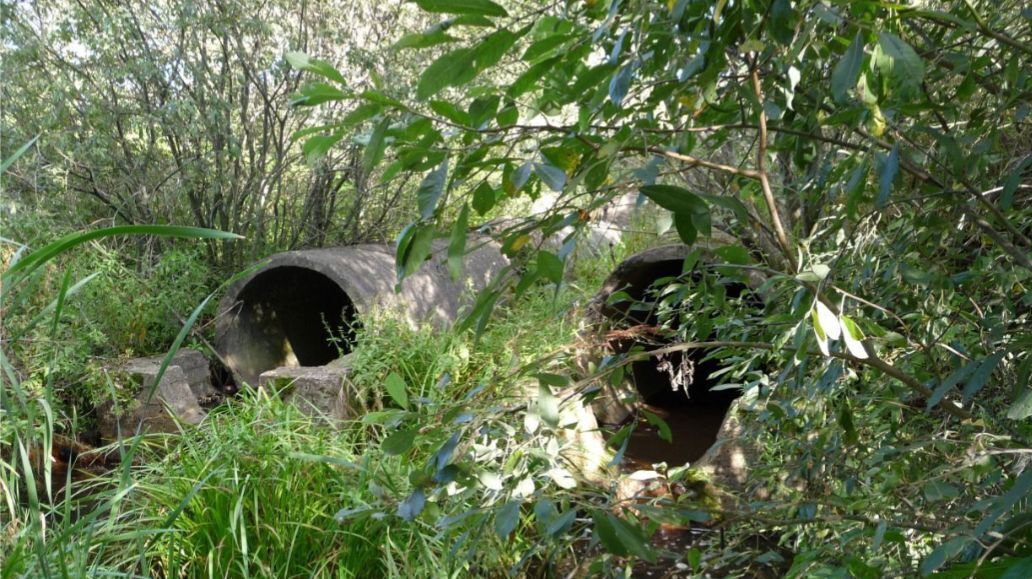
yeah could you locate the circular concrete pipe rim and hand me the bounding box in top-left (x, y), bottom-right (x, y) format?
top-left (215, 242), bottom-right (509, 390)
top-left (583, 242), bottom-right (766, 430)
top-left (221, 247), bottom-right (385, 317)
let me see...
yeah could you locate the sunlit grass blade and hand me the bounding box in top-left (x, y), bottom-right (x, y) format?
top-left (2, 225), bottom-right (242, 280)
top-left (0, 134), bottom-right (39, 174)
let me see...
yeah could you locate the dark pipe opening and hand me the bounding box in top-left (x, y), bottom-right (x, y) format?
top-left (601, 258), bottom-right (749, 469)
top-left (231, 267), bottom-right (358, 381)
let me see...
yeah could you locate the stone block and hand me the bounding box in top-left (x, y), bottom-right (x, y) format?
top-left (126, 348), bottom-right (216, 400)
top-left (98, 365), bottom-right (207, 441)
top-left (258, 360), bottom-right (352, 422)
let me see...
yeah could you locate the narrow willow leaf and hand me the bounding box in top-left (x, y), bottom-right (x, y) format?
top-left (362, 118), bottom-right (389, 174)
top-left (811, 308), bottom-right (830, 356)
top-left (412, 0), bottom-right (508, 17)
top-left (609, 64), bottom-right (633, 107)
top-left (447, 204), bottom-right (468, 281)
top-left (285, 52), bottom-right (347, 85)
top-left (417, 158), bottom-right (449, 220)
top-left (815, 301), bottom-right (841, 341)
top-left (639, 185), bottom-right (708, 215)
top-left (839, 315), bottom-right (868, 359)
top-left (641, 409), bottom-right (672, 443)
top-left (975, 469), bottom-right (1032, 536)
top-left (927, 359), bottom-right (979, 409)
top-left (877, 144), bottom-right (899, 209)
top-left (1006, 390), bottom-right (1032, 420)
top-left (962, 351), bottom-right (1006, 402)
top-left (495, 501), bottom-right (521, 538)
top-left (832, 33), bottom-right (864, 103)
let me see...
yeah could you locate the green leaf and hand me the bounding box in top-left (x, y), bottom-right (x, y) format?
top-left (595, 512), bottom-right (655, 562)
top-left (417, 158), bottom-right (449, 220)
top-left (592, 511), bottom-right (627, 556)
top-left (874, 32), bottom-right (924, 97)
top-left (811, 307), bottom-right (830, 356)
top-left (920, 537), bottom-right (969, 576)
top-left (641, 409), bottom-right (672, 443)
top-left (1000, 557), bottom-right (1032, 579)
top-left (472, 29), bottom-right (519, 71)
top-left (418, 47), bottom-right (477, 100)
top-left (411, 0), bottom-right (508, 17)
top-left (609, 64), bottom-right (633, 107)
top-left (397, 488), bottom-right (426, 521)
top-left (961, 351), bottom-right (1006, 403)
top-left (393, 23), bottom-right (458, 50)
top-left (839, 315), bottom-right (868, 359)
top-left (447, 204), bottom-right (469, 281)
top-left (384, 372), bottom-right (409, 409)
top-left (472, 182), bottom-right (496, 215)
top-left (976, 469), bottom-right (1032, 536)
top-left (923, 480), bottom-right (960, 502)
top-left (538, 382), bottom-right (560, 427)
top-left (533, 163), bottom-right (566, 192)
top-left (285, 52), bottom-right (347, 85)
top-left (838, 400), bottom-right (858, 445)
top-left (639, 185), bottom-right (709, 216)
top-left (395, 223), bottom-right (436, 282)
top-left (362, 119), bottom-right (390, 174)
top-left (877, 144), bottom-right (899, 209)
top-left (536, 250), bottom-right (563, 284)
top-left (1006, 389), bottom-right (1032, 420)
top-left (382, 428), bottom-right (417, 455)
top-left (673, 213), bottom-right (697, 244)
top-left (832, 33), bottom-right (865, 103)
top-left (291, 83), bottom-right (348, 106)
top-left (495, 501), bottom-right (521, 538)
top-left (430, 100), bottom-right (471, 126)
top-left (303, 133), bottom-right (343, 162)
top-left (927, 359), bottom-right (979, 409)
top-left (547, 509), bottom-right (577, 537)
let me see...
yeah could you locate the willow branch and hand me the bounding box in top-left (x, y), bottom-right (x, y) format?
top-left (750, 64), bottom-right (798, 272)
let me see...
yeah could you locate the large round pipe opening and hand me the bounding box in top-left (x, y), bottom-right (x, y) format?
top-left (587, 245), bottom-right (761, 469)
top-left (217, 243), bottom-right (510, 389)
top-left (222, 266), bottom-right (358, 386)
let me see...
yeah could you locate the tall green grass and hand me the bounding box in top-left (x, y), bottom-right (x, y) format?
top-left (2, 139), bottom-right (243, 577)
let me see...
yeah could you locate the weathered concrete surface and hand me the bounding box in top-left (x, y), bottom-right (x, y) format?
top-left (217, 239), bottom-right (507, 388)
top-left (693, 399), bottom-right (755, 492)
top-left (126, 348), bottom-right (216, 400)
top-left (98, 364), bottom-right (206, 441)
top-left (258, 357), bottom-right (353, 422)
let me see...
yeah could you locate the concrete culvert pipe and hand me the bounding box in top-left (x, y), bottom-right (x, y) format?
top-left (216, 240), bottom-right (507, 388)
top-left (582, 244), bottom-right (765, 471)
